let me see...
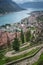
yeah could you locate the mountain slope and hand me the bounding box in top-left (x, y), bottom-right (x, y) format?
top-left (20, 2), bottom-right (43, 9)
top-left (0, 0), bottom-right (23, 14)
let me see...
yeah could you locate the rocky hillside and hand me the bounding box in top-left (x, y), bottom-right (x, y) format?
top-left (0, 0), bottom-right (23, 14)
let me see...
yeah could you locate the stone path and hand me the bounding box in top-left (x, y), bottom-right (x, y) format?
top-left (13, 48), bottom-right (43, 65)
top-left (20, 43), bottom-right (30, 48)
top-left (5, 44), bottom-right (43, 57)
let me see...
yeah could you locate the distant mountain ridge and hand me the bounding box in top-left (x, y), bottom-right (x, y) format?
top-left (20, 2), bottom-right (43, 9)
top-left (0, 0), bottom-right (23, 14)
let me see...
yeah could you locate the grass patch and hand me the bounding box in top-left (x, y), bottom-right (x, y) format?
top-left (32, 52), bottom-right (43, 65)
top-left (0, 57), bottom-right (6, 65)
top-left (5, 48), bottom-right (39, 63)
top-left (0, 49), bottom-right (7, 65)
top-left (0, 47), bottom-right (39, 65)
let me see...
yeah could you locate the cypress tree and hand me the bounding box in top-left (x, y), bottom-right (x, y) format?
top-left (25, 30), bottom-right (31, 42)
top-left (13, 34), bottom-right (20, 51)
top-left (20, 29), bottom-right (24, 44)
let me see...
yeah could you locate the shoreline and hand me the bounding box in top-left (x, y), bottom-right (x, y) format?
top-left (0, 9), bottom-right (25, 16)
top-left (0, 10), bottom-right (43, 27)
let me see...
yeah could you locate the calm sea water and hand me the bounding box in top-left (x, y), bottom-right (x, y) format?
top-left (0, 8), bottom-right (43, 25)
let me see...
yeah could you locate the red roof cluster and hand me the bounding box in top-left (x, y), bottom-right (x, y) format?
top-left (0, 30), bottom-right (20, 46)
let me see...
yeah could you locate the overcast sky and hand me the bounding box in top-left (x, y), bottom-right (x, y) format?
top-left (12, 0), bottom-right (43, 3)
